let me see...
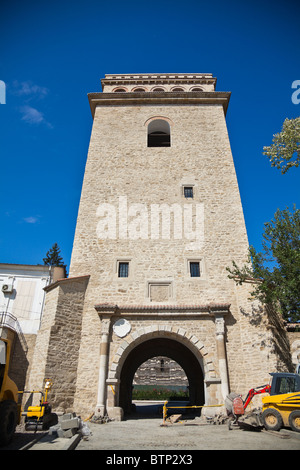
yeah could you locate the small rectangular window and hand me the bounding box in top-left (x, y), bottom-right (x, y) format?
top-left (184, 186), bottom-right (193, 198)
top-left (190, 261), bottom-right (200, 277)
top-left (118, 262), bottom-right (129, 278)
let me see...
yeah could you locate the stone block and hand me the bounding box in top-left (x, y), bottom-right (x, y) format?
top-left (60, 412), bottom-right (77, 421)
top-left (60, 417), bottom-right (80, 430)
top-left (62, 428), bottom-right (77, 438)
top-left (57, 427), bottom-right (65, 438)
top-left (48, 424), bottom-right (60, 436)
top-left (108, 406), bottom-right (124, 421)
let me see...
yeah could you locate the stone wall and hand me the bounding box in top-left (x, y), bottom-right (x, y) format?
top-left (287, 328), bottom-right (300, 371)
top-left (9, 333), bottom-right (33, 392)
top-left (27, 276), bottom-right (89, 411)
top-left (226, 282), bottom-right (293, 396)
top-left (70, 104), bottom-right (249, 295)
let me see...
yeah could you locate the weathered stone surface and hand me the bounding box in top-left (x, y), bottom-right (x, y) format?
top-left (26, 74), bottom-right (293, 419)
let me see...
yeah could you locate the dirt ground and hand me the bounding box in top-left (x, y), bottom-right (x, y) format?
top-left (75, 403), bottom-right (300, 451)
top-left (75, 419), bottom-right (300, 451)
top-left (2, 403), bottom-right (300, 451)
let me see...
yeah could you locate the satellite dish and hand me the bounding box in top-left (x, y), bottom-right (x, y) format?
top-left (113, 319), bottom-right (131, 338)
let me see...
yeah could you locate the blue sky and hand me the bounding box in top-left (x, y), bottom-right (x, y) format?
top-left (0, 0), bottom-right (299, 270)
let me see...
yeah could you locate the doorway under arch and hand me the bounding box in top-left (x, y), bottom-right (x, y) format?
top-left (119, 337), bottom-right (204, 415)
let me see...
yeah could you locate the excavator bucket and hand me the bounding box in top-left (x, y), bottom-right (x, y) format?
top-left (232, 396), bottom-right (245, 416)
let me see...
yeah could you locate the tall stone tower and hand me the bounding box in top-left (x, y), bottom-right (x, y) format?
top-left (28, 74), bottom-right (292, 418)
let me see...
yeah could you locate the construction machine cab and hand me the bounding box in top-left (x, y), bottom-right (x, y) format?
top-left (269, 372), bottom-right (300, 396)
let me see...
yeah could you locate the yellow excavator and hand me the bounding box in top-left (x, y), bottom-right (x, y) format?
top-left (0, 313), bottom-right (57, 445)
top-left (0, 323), bottom-right (21, 445)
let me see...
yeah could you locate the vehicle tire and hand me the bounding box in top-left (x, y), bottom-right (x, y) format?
top-left (262, 408), bottom-right (283, 431)
top-left (288, 410), bottom-right (300, 433)
top-left (0, 400), bottom-right (18, 445)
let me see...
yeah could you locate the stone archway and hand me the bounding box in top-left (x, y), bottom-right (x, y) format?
top-left (95, 305), bottom-right (230, 419)
top-left (119, 337), bottom-right (204, 415)
top-left (106, 325), bottom-right (219, 417)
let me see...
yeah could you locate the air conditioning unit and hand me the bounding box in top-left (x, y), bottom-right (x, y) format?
top-left (2, 283), bottom-right (13, 293)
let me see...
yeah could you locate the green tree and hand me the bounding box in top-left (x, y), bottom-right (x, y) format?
top-left (43, 242), bottom-right (65, 268)
top-left (263, 117), bottom-right (300, 174)
top-left (226, 206), bottom-right (300, 322)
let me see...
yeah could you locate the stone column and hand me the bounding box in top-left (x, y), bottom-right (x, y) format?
top-left (95, 313), bottom-right (114, 417)
top-left (215, 314), bottom-right (229, 400)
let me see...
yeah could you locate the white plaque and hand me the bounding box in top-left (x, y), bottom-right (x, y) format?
top-left (113, 319), bottom-right (131, 338)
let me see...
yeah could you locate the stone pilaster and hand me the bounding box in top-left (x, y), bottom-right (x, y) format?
top-left (214, 314), bottom-right (229, 400)
top-left (95, 306), bottom-right (116, 416)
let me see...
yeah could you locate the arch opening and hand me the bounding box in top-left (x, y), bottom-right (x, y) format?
top-left (133, 356), bottom-right (189, 400)
top-left (119, 338), bottom-right (204, 416)
top-left (147, 119), bottom-right (171, 147)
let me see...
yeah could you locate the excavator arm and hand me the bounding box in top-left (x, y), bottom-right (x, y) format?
top-left (243, 384), bottom-right (271, 410)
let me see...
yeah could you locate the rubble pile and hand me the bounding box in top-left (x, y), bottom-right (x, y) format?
top-left (90, 413), bottom-right (114, 424)
top-left (204, 413), bottom-right (228, 425)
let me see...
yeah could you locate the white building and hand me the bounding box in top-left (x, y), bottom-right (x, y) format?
top-left (0, 264), bottom-right (65, 335)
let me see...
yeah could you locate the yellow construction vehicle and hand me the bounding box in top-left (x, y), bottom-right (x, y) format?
top-left (0, 317), bottom-right (21, 445)
top-left (261, 373), bottom-right (300, 432)
top-left (1, 312), bottom-right (58, 444)
top-left (226, 372), bottom-right (300, 433)
top-left (23, 379), bottom-right (58, 431)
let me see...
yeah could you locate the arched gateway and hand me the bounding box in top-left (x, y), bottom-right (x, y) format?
top-left (119, 337), bottom-right (204, 414)
top-left (94, 303), bottom-right (230, 419)
top-left (27, 74), bottom-right (293, 420)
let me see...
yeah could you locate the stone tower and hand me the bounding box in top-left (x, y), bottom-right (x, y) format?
top-left (27, 74), bottom-right (292, 418)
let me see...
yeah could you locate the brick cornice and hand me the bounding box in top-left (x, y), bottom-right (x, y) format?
top-left (94, 302), bottom-right (230, 317)
top-left (88, 91), bottom-right (231, 118)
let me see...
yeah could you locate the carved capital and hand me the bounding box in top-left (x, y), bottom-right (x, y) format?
top-left (215, 315), bottom-right (225, 336)
top-left (101, 316), bottom-right (112, 336)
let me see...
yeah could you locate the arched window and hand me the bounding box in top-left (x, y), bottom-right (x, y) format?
top-left (113, 88), bottom-right (126, 92)
top-left (147, 119), bottom-right (171, 147)
top-left (152, 87), bottom-right (165, 92)
top-left (133, 88), bottom-right (146, 92)
top-left (172, 87), bottom-right (184, 92)
top-left (190, 87), bottom-right (203, 92)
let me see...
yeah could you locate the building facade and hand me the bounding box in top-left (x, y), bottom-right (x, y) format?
top-left (27, 74), bottom-right (293, 419)
top-left (0, 263), bottom-right (65, 391)
top-left (0, 264), bottom-right (65, 335)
